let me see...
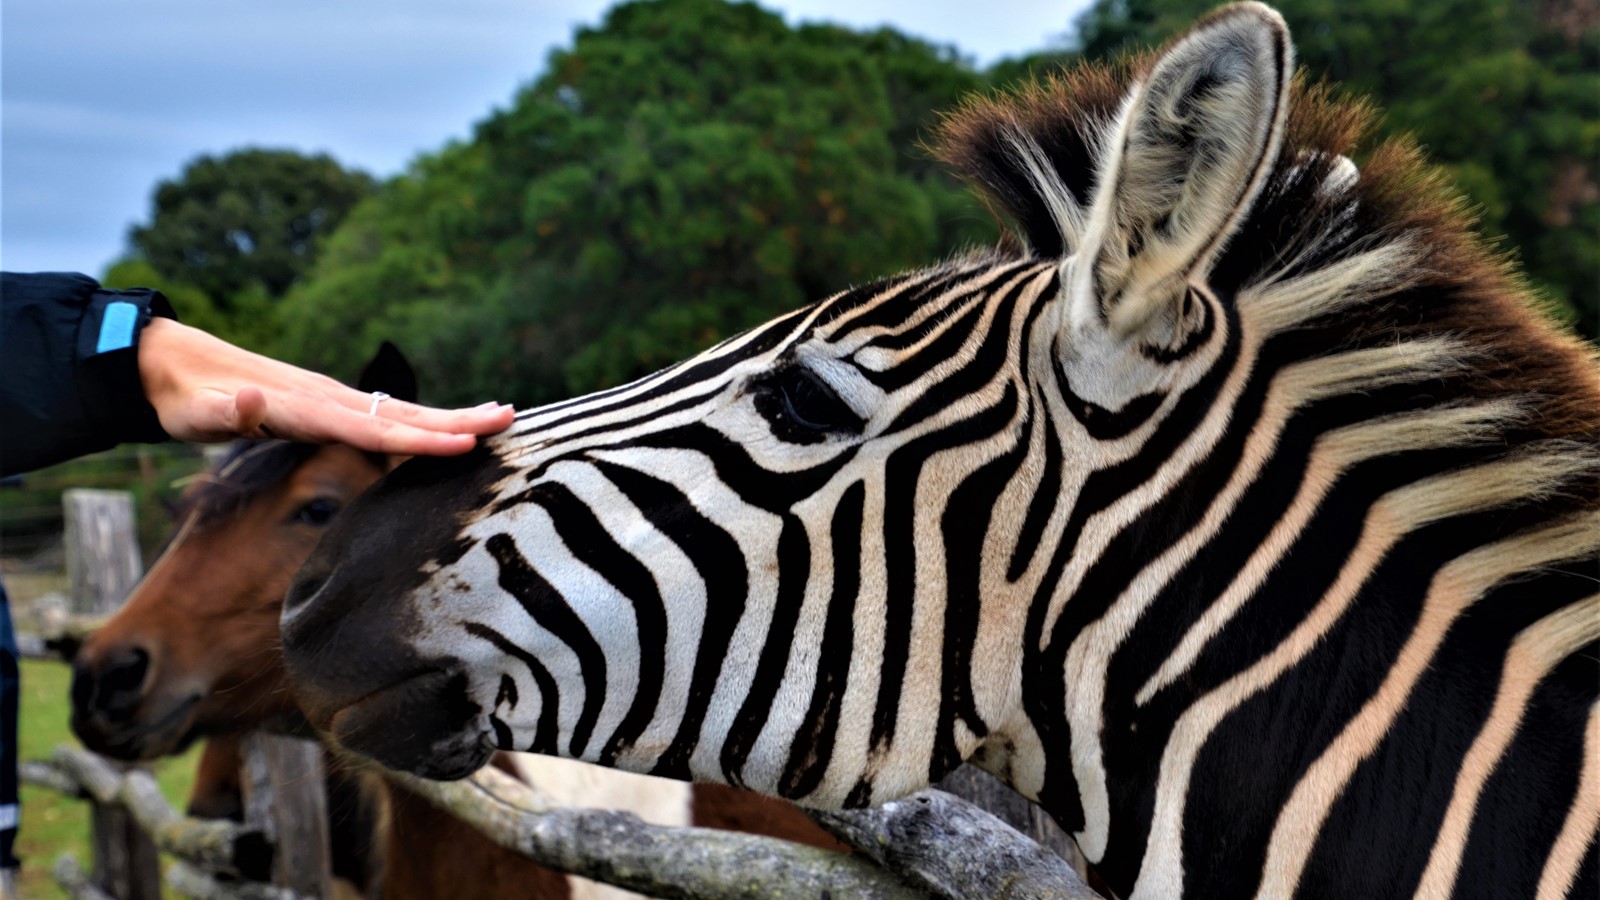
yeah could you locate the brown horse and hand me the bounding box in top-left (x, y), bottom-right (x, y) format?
top-left (69, 346), bottom-right (840, 899)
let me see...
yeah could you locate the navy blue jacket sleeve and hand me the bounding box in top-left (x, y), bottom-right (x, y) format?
top-left (1, 272), bottom-right (178, 476)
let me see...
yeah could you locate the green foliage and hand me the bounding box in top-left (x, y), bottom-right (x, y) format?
top-left (0, 444), bottom-right (205, 561)
top-left (130, 149), bottom-right (375, 307)
top-left (272, 0), bottom-right (1592, 404)
top-left (99, 258), bottom-right (279, 354)
top-left (1071, 0), bottom-right (1599, 339)
top-left (276, 0), bottom-right (996, 405)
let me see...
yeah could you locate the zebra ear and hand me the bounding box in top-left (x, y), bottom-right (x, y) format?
top-left (1068, 2), bottom-right (1291, 338)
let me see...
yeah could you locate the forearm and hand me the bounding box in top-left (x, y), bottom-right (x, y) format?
top-left (3, 271), bottom-right (513, 472)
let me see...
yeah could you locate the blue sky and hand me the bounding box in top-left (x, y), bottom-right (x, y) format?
top-left (2, 0), bottom-right (1089, 276)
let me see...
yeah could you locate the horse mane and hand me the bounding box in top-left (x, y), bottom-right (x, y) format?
top-left (175, 440), bottom-right (324, 527)
top-left (176, 439), bottom-right (398, 530)
top-left (934, 47), bottom-right (1600, 512)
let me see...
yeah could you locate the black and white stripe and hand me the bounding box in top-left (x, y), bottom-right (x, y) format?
top-left (283, 5), bottom-right (1600, 898)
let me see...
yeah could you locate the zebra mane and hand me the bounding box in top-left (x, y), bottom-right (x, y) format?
top-left (935, 43), bottom-right (1600, 504)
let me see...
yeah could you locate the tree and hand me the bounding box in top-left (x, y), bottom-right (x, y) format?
top-left (99, 258), bottom-right (279, 353)
top-left (277, 0), bottom-right (996, 405)
top-left (130, 149), bottom-right (375, 306)
top-left (1069, 0), bottom-right (1599, 340)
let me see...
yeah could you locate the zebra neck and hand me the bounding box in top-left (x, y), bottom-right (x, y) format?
top-left (1017, 351), bottom-right (1599, 893)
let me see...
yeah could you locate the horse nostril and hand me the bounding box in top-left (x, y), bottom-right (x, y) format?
top-left (74, 646), bottom-right (151, 721)
top-left (70, 661), bottom-right (96, 712)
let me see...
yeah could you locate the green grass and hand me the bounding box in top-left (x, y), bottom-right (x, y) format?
top-left (17, 659), bottom-right (203, 899)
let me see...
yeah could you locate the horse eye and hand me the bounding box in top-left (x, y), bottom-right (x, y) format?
top-left (293, 498), bottom-right (340, 527)
top-left (754, 366), bottom-right (864, 444)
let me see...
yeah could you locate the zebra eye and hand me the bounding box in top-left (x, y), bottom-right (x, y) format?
top-left (292, 497), bottom-right (341, 527)
top-left (754, 366), bottom-right (864, 443)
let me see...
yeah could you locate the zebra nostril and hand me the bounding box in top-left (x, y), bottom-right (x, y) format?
top-left (284, 569), bottom-right (327, 615)
top-left (280, 565), bottom-right (344, 655)
top-left (283, 538), bottom-right (342, 622)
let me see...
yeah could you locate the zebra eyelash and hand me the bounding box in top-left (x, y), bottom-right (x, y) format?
top-left (751, 364), bottom-right (867, 444)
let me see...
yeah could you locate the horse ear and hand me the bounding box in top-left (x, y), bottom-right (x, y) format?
top-left (1068, 1), bottom-right (1291, 339)
top-left (356, 342), bottom-right (419, 404)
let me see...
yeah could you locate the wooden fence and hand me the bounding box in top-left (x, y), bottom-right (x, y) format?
top-left (16, 489), bottom-right (1101, 899)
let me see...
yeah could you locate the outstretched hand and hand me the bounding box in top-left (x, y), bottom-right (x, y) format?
top-left (138, 318), bottom-right (514, 455)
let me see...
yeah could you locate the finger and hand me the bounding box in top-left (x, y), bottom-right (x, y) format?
top-left (268, 395), bottom-right (484, 456)
top-left (233, 387), bottom-right (270, 437)
top-left (334, 414), bottom-right (482, 456)
top-left (324, 384), bottom-right (515, 435)
top-left (377, 399), bottom-right (517, 435)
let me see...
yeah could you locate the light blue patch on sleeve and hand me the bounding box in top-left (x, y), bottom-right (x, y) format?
top-left (95, 301), bottom-right (140, 354)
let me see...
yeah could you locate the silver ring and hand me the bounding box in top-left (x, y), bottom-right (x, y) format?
top-left (368, 391), bottom-right (391, 416)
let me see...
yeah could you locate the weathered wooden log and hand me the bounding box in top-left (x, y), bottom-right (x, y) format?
top-left (33, 748), bottom-right (274, 882)
top-left (20, 759), bottom-right (84, 797)
top-left (51, 853), bottom-right (115, 900)
top-left (14, 632), bottom-right (53, 661)
top-left (935, 764), bottom-right (1092, 880)
top-left (388, 765), bottom-right (928, 899)
top-left (165, 862), bottom-right (303, 900)
top-left (239, 734), bottom-right (330, 898)
top-left (812, 789), bottom-right (1104, 900)
top-left (14, 613), bottom-right (110, 661)
top-left (50, 747), bottom-right (121, 799)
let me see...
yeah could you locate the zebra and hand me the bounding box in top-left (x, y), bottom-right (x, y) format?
top-left (281, 4), bottom-right (1600, 897)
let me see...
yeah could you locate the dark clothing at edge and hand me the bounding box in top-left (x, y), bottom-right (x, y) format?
top-left (0, 270), bottom-right (177, 873)
top-left (1, 271), bottom-right (176, 477)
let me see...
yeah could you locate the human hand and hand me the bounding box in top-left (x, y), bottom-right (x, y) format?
top-left (137, 318), bottom-right (514, 455)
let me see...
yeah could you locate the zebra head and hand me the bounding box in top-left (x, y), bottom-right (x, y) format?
top-left (284, 1), bottom-right (1293, 796)
top-left (284, 9), bottom-right (1600, 895)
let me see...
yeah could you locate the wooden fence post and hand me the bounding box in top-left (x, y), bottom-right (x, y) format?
top-left (240, 733), bottom-right (330, 898)
top-left (62, 490), bottom-right (161, 900)
top-left (63, 490), bottom-right (142, 619)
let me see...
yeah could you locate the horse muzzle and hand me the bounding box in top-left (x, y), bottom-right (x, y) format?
top-left (69, 647), bottom-right (203, 761)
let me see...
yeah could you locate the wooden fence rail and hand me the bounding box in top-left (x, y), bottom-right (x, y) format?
top-left (387, 764), bottom-right (1101, 899)
top-left (14, 613), bottom-right (104, 662)
top-left (813, 791), bottom-right (1102, 900)
top-left (22, 749), bottom-right (274, 882)
top-left (164, 861), bottom-right (303, 900)
top-left (387, 765), bottom-right (926, 899)
top-left (49, 853), bottom-right (112, 900)
top-left (28, 743), bottom-right (1103, 900)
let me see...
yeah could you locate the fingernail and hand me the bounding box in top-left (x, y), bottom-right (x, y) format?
top-left (474, 401), bottom-right (501, 410)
